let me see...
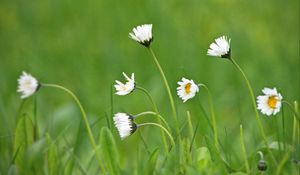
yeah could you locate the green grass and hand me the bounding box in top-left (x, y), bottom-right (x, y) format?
top-left (0, 0), bottom-right (299, 174)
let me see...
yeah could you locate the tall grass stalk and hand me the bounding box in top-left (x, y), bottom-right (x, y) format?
top-left (239, 125), bottom-right (250, 173)
top-left (198, 84), bottom-right (219, 151)
top-left (230, 58), bottom-right (277, 165)
top-left (42, 84), bottom-right (106, 173)
top-left (148, 47), bottom-right (179, 134)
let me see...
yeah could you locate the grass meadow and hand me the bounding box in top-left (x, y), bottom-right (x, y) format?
top-left (0, 0), bottom-right (299, 174)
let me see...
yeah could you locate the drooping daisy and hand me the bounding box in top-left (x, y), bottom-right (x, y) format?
top-left (113, 113), bottom-right (137, 140)
top-left (177, 78), bottom-right (199, 102)
top-left (207, 35), bottom-right (231, 58)
top-left (257, 87), bottom-right (282, 116)
top-left (114, 72), bottom-right (135, 96)
top-left (129, 24), bottom-right (153, 47)
top-left (17, 71), bottom-right (39, 99)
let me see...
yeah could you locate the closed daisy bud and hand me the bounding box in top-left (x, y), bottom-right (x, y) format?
top-left (17, 71), bottom-right (40, 99)
top-left (257, 160), bottom-right (267, 171)
top-left (177, 78), bottom-right (199, 102)
top-left (207, 35), bottom-right (231, 59)
top-left (113, 113), bottom-right (137, 140)
top-left (257, 87), bottom-right (282, 116)
top-left (129, 24), bottom-right (153, 47)
top-left (114, 72), bottom-right (135, 96)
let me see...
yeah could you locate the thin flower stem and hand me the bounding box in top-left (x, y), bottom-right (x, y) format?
top-left (134, 111), bottom-right (171, 131)
top-left (198, 84), bottom-right (219, 151)
top-left (230, 58), bottom-right (278, 165)
top-left (282, 101), bottom-right (300, 122)
top-left (239, 125), bottom-right (250, 173)
top-left (41, 83), bottom-right (106, 173)
top-left (281, 103), bottom-right (286, 151)
top-left (148, 47), bottom-right (179, 134)
top-left (186, 111), bottom-right (194, 139)
top-left (292, 101), bottom-right (299, 155)
top-left (136, 86), bottom-right (158, 112)
top-left (134, 110), bottom-right (171, 154)
top-left (138, 122), bottom-right (175, 147)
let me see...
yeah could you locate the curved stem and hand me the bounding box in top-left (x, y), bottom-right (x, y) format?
top-left (136, 86), bottom-right (159, 113)
top-left (134, 111), bottom-right (171, 131)
top-left (138, 122), bottom-right (175, 147)
top-left (198, 84), bottom-right (219, 151)
top-left (239, 125), bottom-right (250, 173)
top-left (282, 101), bottom-right (300, 122)
top-left (230, 58), bottom-right (278, 165)
top-left (42, 83), bottom-right (106, 172)
top-left (148, 47), bottom-right (179, 134)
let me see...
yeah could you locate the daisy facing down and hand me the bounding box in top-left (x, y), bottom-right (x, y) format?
top-left (207, 35), bottom-right (231, 59)
top-left (177, 78), bottom-right (199, 102)
top-left (129, 24), bottom-right (153, 47)
top-left (257, 87), bottom-right (282, 116)
top-left (114, 72), bottom-right (135, 96)
top-left (113, 113), bottom-right (137, 140)
top-left (113, 112), bottom-right (175, 147)
top-left (17, 71), bottom-right (40, 99)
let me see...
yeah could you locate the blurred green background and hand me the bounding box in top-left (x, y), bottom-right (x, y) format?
top-left (0, 0), bottom-right (299, 174)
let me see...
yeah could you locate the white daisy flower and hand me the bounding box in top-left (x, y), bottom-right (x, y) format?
top-left (114, 72), bottom-right (135, 96)
top-left (17, 71), bottom-right (39, 99)
top-left (129, 24), bottom-right (153, 47)
top-left (177, 78), bottom-right (199, 102)
top-left (113, 113), bottom-right (137, 140)
top-left (257, 87), bottom-right (283, 116)
top-left (207, 35), bottom-right (231, 58)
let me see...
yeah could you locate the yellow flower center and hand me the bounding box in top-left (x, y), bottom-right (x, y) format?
top-left (268, 96), bottom-right (278, 109)
top-left (185, 83), bottom-right (192, 94)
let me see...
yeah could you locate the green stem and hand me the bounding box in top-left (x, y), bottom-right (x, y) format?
top-left (134, 110), bottom-right (171, 153)
top-left (292, 101), bottom-right (299, 158)
top-left (138, 122), bottom-right (175, 147)
top-left (282, 101), bottom-right (300, 122)
top-left (134, 111), bottom-right (171, 131)
top-left (230, 58), bottom-right (278, 165)
top-left (136, 86), bottom-right (159, 113)
top-left (148, 47), bottom-right (179, 134)
top-left (281, 103), bottom-right (286, 151)
top-left (239, 125), bottom-right (250, 173)
top-left (276, 150), bottom-right (291, 175)
top-left (42, 83), bottom-right (106, 173)
top-left (198, 84), bottom-right (219, 151)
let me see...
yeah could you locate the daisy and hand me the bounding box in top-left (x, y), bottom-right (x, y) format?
top-left (207, 35), bottom-right (231, 58)
top-left (177, 78), bottom-right (199, 102)
top-left (114, 72), bottom-right (135, 96)
top-left (129, 24), bottom-right (153, 47)
top-left (113, 113), bottom-right (137, 140)
top-left (17, 71), bottom-right (39, 99)
top-left (257, 87), bottom-right (283, 116)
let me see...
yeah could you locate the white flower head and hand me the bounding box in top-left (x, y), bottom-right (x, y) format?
top-left (114, 72), bottom-right (135, 96)
top-left (17, 71), bottom-right (39, 99)
top-left (129, 24), bottom-right (153, 47)
top-left (257, 87), bottom-right (283, 116)
top-left (177, 78), bottom-right (199, 102)
top-left (113, 113), bottom-right (137, 140)
top-left (207, 35), bottom-right (231, 58)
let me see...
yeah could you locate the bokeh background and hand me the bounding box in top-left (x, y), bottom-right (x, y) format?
top-left (0, 0), bottom-right (299, 174)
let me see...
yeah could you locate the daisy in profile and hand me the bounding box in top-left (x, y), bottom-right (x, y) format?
top-left (207, 35), bottom-right (231, 59)
top-left (113, 113), bottom-right (137, 140)
top-left (257, 87), bottom-right (282, 116)
top-left (177, 78), bottom-right (199, 102)
top-left (114, 72), bottom-right (135, 96)
top-left (129, 24), bottom-right (153, 47)
top-left (17, 71), bottom-right (39, 99)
